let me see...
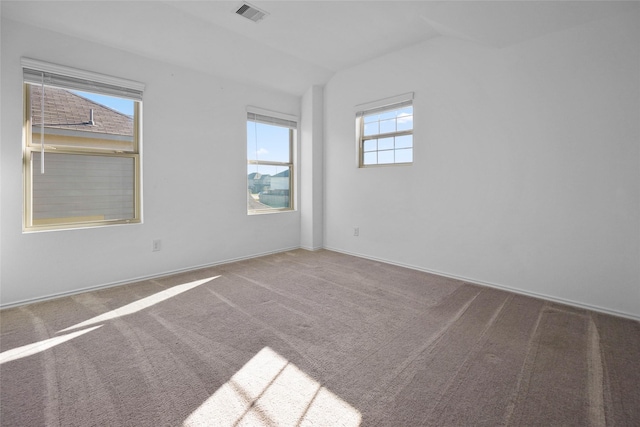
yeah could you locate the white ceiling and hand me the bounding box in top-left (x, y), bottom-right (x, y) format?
top-left (2, 1), bottom-right (636, 96)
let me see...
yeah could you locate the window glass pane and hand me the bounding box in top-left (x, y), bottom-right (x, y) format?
top-left (396, 106), bottom-right (413, 117)
top-left (378, 137), bottom-right (394, 150)
top-left (363, 121), bottom-right (379, 136)
top-left (379, 118), bottom-right (396, 134)
top-left (379, 110), bottom-right (396, 121)
top-left (364, 113), bottom-right (379, 123)
top-left (29, 84), bottom-right (136, 152)
top-left (378, 150), bottom-right (394, 164)
top-left (363, 139), bottom-right (377, 152)
top-left (247, 121), bottom-right (290, 163)
top-left (247, 165), bottom-right (290, 211)
top-left (31, 151), bottom-right (135, 224)
top-left (395, 134), bottom-right (412, 149)
top-left (395, 148), bottom-right (413, 163)
top-left (397, 114), bottom-right (413, 132)
top-left (363, 152), bottom-right (377, 165)
top-left (71, 90), bottom-right (135, 116)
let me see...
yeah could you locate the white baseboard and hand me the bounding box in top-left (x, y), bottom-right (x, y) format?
top-left (300, 245), bottom-right (323, 251)
top-left (324, 246), bottom-right (640, 322)
top-left (0, 246), bottom-right (301, 310)
top-left (5, 244), bottom-right (638, 322)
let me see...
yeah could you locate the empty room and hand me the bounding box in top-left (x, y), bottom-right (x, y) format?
top-left (1, 1), bottom-right (638, 426)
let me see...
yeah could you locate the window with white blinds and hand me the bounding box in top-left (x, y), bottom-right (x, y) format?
top-left (247, 107), bottom-right (297, 213)
top-left (22, 58), bottom-right (144, 231)
top-left (356, 93), bottom-right (414, 167)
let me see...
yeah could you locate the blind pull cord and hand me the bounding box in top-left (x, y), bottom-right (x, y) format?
top-left (254, 120), bottom-right (259, 174)
top-left (40, 73), bottom-right (45, 174)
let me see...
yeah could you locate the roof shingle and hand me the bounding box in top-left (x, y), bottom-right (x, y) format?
top-left (30, 85), bottom-right (133, 136)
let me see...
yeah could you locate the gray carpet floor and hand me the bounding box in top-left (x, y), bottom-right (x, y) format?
top-left (1, 249), bottom-right (638, 426)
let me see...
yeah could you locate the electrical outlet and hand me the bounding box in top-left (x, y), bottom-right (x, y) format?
top-left (353, 227), bottom-right (359, 237)
top-left (152, 239), bottom-right (162, 252)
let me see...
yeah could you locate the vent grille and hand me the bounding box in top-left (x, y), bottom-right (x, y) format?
top-left (235, 3), bottom-right (268, 23)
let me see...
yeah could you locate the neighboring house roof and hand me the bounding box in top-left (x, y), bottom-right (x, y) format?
top-left (248, 172), bottom-right (272, 184)
top-left (273, 169), bottom-right (289, 178)
top-left (30, 85), bottom-right (133, 136)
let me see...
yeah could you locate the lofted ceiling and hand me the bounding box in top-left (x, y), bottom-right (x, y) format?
top-left (1, 1), bottom-right (636, 96)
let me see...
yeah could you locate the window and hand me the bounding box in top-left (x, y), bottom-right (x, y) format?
top-left (356, 93), bottom-right (414, 167)
top-left (247, 108), bottom-right (297, 213)
top-left (22, 58), bottom-right (144, 231)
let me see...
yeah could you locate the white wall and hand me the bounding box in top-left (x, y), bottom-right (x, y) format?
top-left (1, 18), bottom-right (301, 306)
top-left (324, 11), bottom-right (640, 319)
top-left (300, 85), bottom-right (324, 250)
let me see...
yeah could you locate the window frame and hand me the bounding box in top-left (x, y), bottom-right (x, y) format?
top-left (356, 93), bottom-right (414, 168)
top-left (246, 107), bottom-right (297, 214)
top-left (21, 58), bottom-right (144, 232)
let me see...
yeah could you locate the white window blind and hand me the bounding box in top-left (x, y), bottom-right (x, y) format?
top-left (356, 99), bottom-right (413, 118)
top-left (30, 152), bottom-right (136, 225)
top-left (22, 58), bottom-right (144, 100)
top-left (247, 106), bottom-right (298, 129)
top-left (355, 92), bottom-right (414, 117)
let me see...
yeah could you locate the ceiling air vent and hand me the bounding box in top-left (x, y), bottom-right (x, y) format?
top-left (235, 3), bottom-right (268, 23)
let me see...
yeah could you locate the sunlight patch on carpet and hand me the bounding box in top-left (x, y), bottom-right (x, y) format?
top-left (183, 346), bottom-right (361, 427)
top-left (0, 325), bottom-right (103, 364)
top-left (58, 276), bottom-right (220, 333)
